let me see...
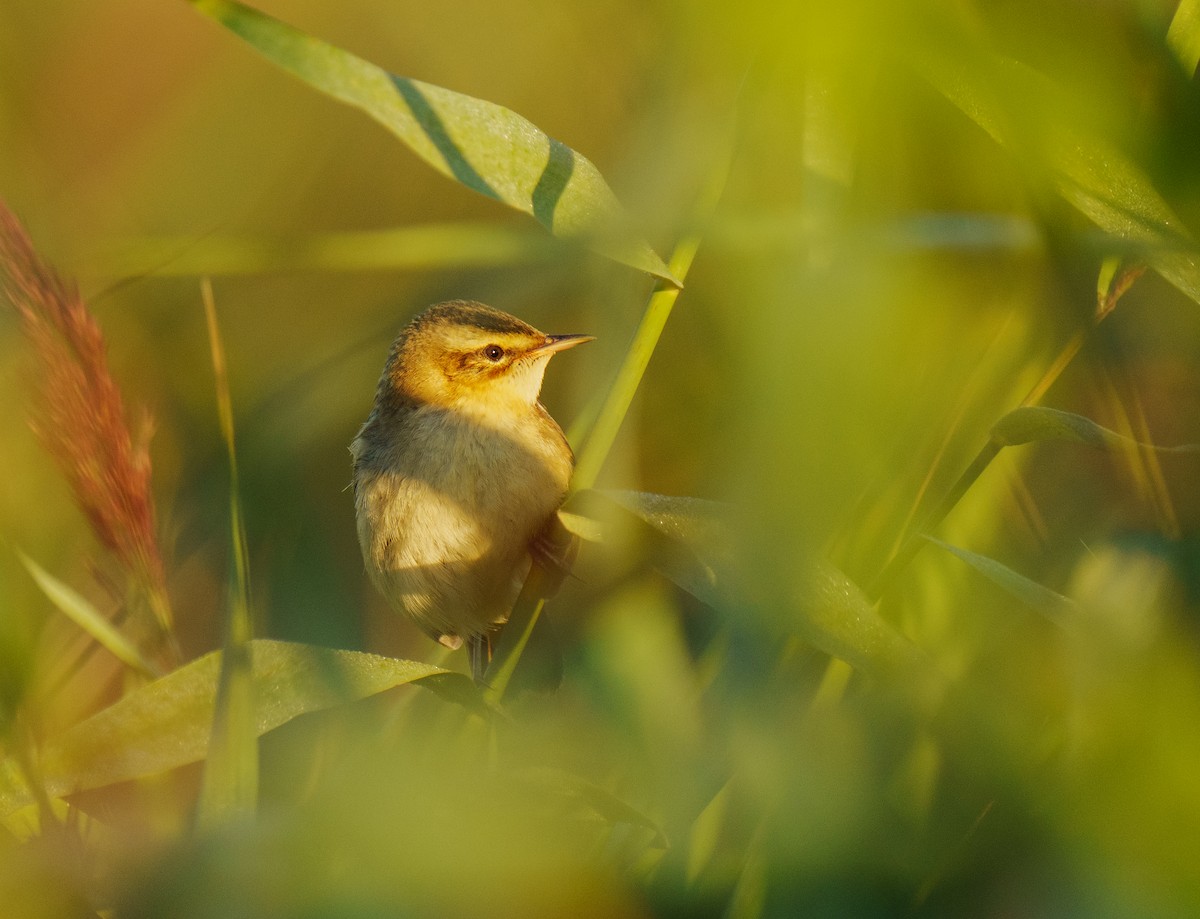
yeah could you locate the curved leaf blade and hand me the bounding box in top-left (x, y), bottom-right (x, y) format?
top-left (0, 640), bottom-right (468, 816)
top-left (924, 537), bottom-right (1078, 626)
top-left (189, 0), bottom-right (677, 285)
top-left (18, 551), bottom-right (159, 679)
top-left (1169, 0), bottom-right (1200, 75)
top-left (98, 223), bottom-right (564, 276)
top-left (992, 406), bottom-right (1200, 453)
top-left (909, 31), bottom-right (1200, 305)
top-left (197, 282), bottom-right (258, 826)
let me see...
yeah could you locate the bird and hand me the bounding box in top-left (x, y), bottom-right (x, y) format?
top-left (351, 300), bottom-right (593, 680)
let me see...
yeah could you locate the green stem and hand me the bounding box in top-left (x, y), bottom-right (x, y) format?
top-left (196, 278), bottom-right (258, 826)
top-left (867, 440), bottom-right (1001, 601)
top-left (485, 146), bottom-right (733, 703)
top-left (571, 245), bottom-right (699, 492)
top-left (867, 261), bottom-right (1144, 602)
top-left (572, 154), bottom-right (731, 492)
top-left (482, 581), bottom-right (550, 705)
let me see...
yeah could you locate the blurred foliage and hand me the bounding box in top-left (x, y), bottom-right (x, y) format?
top-left (3, 0), bottom-right (1200, 917)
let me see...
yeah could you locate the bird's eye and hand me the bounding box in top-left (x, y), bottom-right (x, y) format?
top-left (483, 345), bottom-right (505, 361)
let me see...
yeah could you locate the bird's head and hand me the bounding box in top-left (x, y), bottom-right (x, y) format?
top-left (387, 301), bottom-right (592, 416)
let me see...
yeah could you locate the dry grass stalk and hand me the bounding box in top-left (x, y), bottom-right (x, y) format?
top-left (0, 200), bottom-right (175, 657)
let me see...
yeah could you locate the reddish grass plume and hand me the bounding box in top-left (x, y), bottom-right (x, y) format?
top-left (0, 200), bottom-right (175, 654)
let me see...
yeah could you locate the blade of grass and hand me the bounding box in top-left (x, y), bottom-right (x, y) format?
top-left (572, 143), bottom-right (733, 492)
top-left (188, 0), bottom-right (676, 285)
top-left (17, 551), bottom-right (159, 680)
top-left (991, 405), bottom-right (1200, 452)
top-left (924, 537), bottom-right (1078, 627)
top-left (868, 261), bottom-right (1145, 601)
top-left (479, 568), bottom-right (553, 705)
top-left (97, 221), bottom-right (567, 278)
top-left (0, 641), bottom-right (463, 816)
top-left (568, 247), bottom-right (697, 493)
top-left (0, 201), bottom-right (177, 662)
top-left (909, 23), bottom-right (1200, 305)
top-left (195, 278), bottom-right (257, 827)
top-left (1169, 0), bottom-right (1200, 75)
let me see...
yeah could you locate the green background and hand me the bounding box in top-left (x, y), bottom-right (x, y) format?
top-left (2, 1), bottom-right (1200, 916)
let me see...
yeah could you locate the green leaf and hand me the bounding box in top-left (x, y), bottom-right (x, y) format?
top-left (197, 281), bottom-right (258, 826)
top-left (924, 537), bottom-right (1078, 626)
top-left (577, 491), bottom-right (926, 679)
top-left (1096, 256), bottom-right (1122, 309)
top-left (992, 406), bottom-right (1111, 448)
top-left (991, 406), bottom-right (1200, 453)
top-left (910, 31), bottom-right (1200, 306)
top-left (97, 222), bottom-right (563, 277)
top-left (0, 640), bottom-right (465, 816)
top-left (687, 780), bottom-right (730, 882)
top-left (570, 138), bottom-right (731, 489)
top-left (580, 491), bottom-right (728, 609)
top-left (1168, 0), bottom-right (1200, 75)
top-left (556, 510), bottom-right (604, 544)
top-left (789, 555), bottom-right (927, 678)
top-left (188, 0), bottom-right (677, 286)
top-left (18, 551), bottom-right (159, 679)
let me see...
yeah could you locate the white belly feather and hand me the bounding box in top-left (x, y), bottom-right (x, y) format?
top-left (353, 403), bottom-right (569, 643)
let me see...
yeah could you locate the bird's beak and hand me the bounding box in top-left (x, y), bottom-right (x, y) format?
top-left (531, 334), bottom-right (595, 356)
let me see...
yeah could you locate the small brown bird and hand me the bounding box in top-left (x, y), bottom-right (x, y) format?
top-left (351, 300), bottom-right (592, 679)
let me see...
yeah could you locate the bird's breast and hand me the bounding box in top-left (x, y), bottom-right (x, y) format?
top-left (353, 403), bottom-right (572, 639)
top-left (358, 406), bottom-right (568, 548)
top-left (405, 404), bottom-right (571, 512)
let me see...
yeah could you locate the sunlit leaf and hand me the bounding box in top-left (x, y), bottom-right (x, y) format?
top-left (789, 557), bottom-right (928, 678)
top-left (687, 780), bottom-right (730, 882)
top-left (0, 640), bottom-right (466, 816)
top-left (557, 510), bottom-right (604, 544)
top-left (924, 536), bottom-right (1078, 626)
top-left (97, 222), bottom-right (563, 277)
top-left (1096, 256), bottom-right (1122, 309)
top-left (188, 0), bottom-right (677, 285)
top-left (18, 551), bottom-right (158, 679)
top-left (992, 406), bottom-right (1110, 448)
top-left (578, 491), bottom-right (726, 609)
top-left (991, 405), bottom-right (1200, 453)
top-left (571, 140), bottom-right (730, 489)
top-left (1169, 0), bottom-right (1200, 75)
top-left (911, 31), bottom-right (1200, 305)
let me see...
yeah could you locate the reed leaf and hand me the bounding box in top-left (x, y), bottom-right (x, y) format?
top-left (924, 537), bottom-right (1079, 627)
top-left (99, 222), bottom-right (564, 277)
top-left (1168, 0), bottom-right (1200, 74)
top-left (0, 641), bottom-right (459, 817)
top-left (18, 551), bottom-right (159, 680)
top-left (991, 405), bottom-right (1200, 453)
top-left (910, 26), bottom-right (1200, 305)
top-left (188, 0), bottom-right (676, 285)
top-left (196, 279), bottom-right (258, 827)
